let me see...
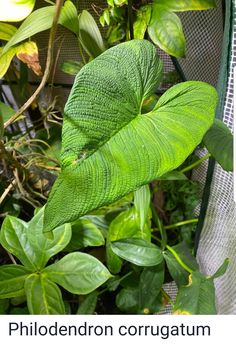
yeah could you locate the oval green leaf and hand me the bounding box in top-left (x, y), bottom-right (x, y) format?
top-left (111, 238), bottom-right (163, 266)
top-left (43, 253), bottom-right (112, 295)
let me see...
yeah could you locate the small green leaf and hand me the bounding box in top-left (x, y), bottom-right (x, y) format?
top-left (211, 258), bottom-right (229, 280)
top-left (77, 291), bottom-right (98, 314)
top-left (203, 119), bottom-right (233, 171)
top-left (116, 287), bottom-right (139, 313)
top-left (158, 171), bottom-right (188, 180)
top-left (25, 274), bottom-right (65, 315)
top-left (65, 218), bottom-right (105, 251)
top-left (134, 184), bottom-right (151, 232)
top-left (0, 0), bottom-right (36, 22)
top-left (0, 265), bottom-right (31, 299)
top-left (111, 238), bottom-right (163, 266)
top-left (106, 240), bottom-right (123, 274)
top-left (0, 23), bottom-right (17, 41)
top-left (155, 0), bottom-right (216, 11)
top-left (78, 10), bottom-right (106, 58)
top-left (133, 5), bottom-right (152, 39)
top-left (148, 5), bottom-right (186, 57)
top-left (43, 253), bottom-right (112, 295)
top-left (58, 0), bottom-right (79, 35)
top-left (60, 60), bottom-right (83, 76)
top-left (173, 271), bottom-right (217, 315)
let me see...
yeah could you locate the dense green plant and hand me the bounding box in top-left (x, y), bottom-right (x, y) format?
top-left (99, 0), bottom-right (216, 57)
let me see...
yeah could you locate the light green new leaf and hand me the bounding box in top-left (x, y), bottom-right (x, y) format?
top-left (173, 271), bottom-right (217, 314)
top-left (0, 0), bottom-right (35, 22)
top-left (203, 119), bottom-right (233, 172)
top-left (43, 253), bottom-right (112, 295)
top-left (0, 23), bottom-right (17, 41)
top-left (0, 216), bottom-right (37, 270)
top-left (3, 1), bottom-right (78, 54)
top-left (44, 40), bottom-right (217, 231)
top-left (211, 258), bottom-right (229, 280)
top-left (111, 238), bottom-right (163, 266)
top-left (0, 46), bottom-right (17, 79)
top-left (60, 60), bottom-right (83, 76)
top-left (134, 185), bottom-right (151, 232)
top-left (155, 0), bottom-right (216, 11)
top-left (78, 10), bottom-right (106, 58)
top-left (148, 5), bottom-right (186, 57)
top-left (133, 5), bottom-right (152, 39)
top-left (0, 265), bottom-right (31, 299)
top-left (65, 218), bottom-right (104, 251)
top-left (25, 274), bottom-right (65, 314)
top-left (0, 101), bottom-right (15, 123)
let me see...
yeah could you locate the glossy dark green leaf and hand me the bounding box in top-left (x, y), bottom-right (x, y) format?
top-left (77, 291), bottom-right (98, 314)
top-left (60, 60), bottom-right (83, 76)
top-left (138, 263), bottom-right (164, 314)
top-left (44, 40), bottom-right (217, 232)
top-left (25, 274), bottom-right (65, 315)
top-left (155, 0), bottom-right (216, 11)
top-left (0, 265), bottom-right (31, 298)
top-left (111, 238), bottom-right (163, 266)
top-left (43, 253), bottom-right (112, 295)
top-left (65, 219), bottom-right (104, 251)
top-left (173, 271), bottom-right (217, 314)
top-left (211, 258), bottom-right (229, 279)
top-left (116, 287), bottom-right (139, 313)
top-left (78, 10), bottom-right (105, 58)
top-left (203, 119), bottom-right (233, 171)
top-left (164, 242), bottom-right (198, 287)
top-left (148, 5), bottom-right (186, 57)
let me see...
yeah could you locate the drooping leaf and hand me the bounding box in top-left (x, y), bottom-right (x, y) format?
top-left (111, 238), bottom-right (163, 266)
top-left (148, 5), bottom-right (186, 57)
top-left (43, 253), bottom-right (112, 295)
top-left (173, 271), bottom-right (217, 314)
top-left (133, 5), bottom-right (152, 39)
top-left (44, 40), bottom-right (217, 231)
top-left (3, 1), bottom-right (79, 54)
top-left (0, 265), bottom-right (31, 299)
top-left (134, 185), bottom-right (151, 232)
top-left (0, 23), bottom-right (17, 41)
top-left (65, 219), bottom-right (105, 251)
top-left (203, 119), bottom-right (233, 171)
top-left (60, 60), bottom-right (83, 75)
top-left (77, 291), bottom-right (98, 314)
top-left (24, 274), bottom-right (65, 315)
top-left (0, 0), bottom-right (36, 22)
top-left (155, 0), bottom-right (216, 11)
top-left (78, 10), bottom-right (106, 58)
top-left (211, 258), bottom-right (229, 280)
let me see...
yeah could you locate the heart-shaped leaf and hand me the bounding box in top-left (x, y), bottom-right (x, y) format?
top-left (44, 40), bottom-right (217, 231)
top-left (111, 238), bottom-right (163, 266)
top-left (43, 253), bottom-right (112, 295)
top-left (25, 274), bottom-right (65, 315)
top-left (0, 265), bottom-right (31, 298)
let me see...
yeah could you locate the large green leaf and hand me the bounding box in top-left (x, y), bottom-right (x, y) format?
top-left (3, 1), bottom-right (79, 54)
top-left (44, 40), bottom-right (217, 231)
top-left (0, 209), bottom-right (71, 270)
top-left (43, 253), bottom-right (112, 295)
top-left (173, 271), bottom-right (217, 314)
top-left (0, 265), bottom-right (31, 299)
top-left (0, 0), bottom-right (35, 22)
top-left (111, 238), bottom-right (163, 266)
top-left (203, 119), bottom-right (233, 171)
top-left (78, 10), bottom-right (106, 58)
top-left (24, 274), bottom-right (65, 314)
top-left (155, 0), bottom-right (216, 11)
top-left (148, 5), bottom-right (186, 57)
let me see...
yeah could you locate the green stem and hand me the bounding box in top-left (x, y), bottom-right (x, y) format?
top-left (180, 153), bottom-right (211, 173)
top-left (166, 245), bottom-right (193, 274)
top-left (151, 204), bottom-right (167, 249)
top-left (164, 218), bottom-right (198, 230)
top-left (98, 271), bottom-right (133, 296)
top-left (78, 41), bottom-right (87, 65)
top-left (128, 0), bottom-right (134, 40)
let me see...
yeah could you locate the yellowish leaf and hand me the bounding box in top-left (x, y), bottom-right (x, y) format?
top-left (0, 46), bottom-right (17, 79)
top-left (0, 22), bottom-right (17, 41)
top-left (0, 0), bottom-right (36, 22)
top-left (16, 41), bottom-right (42, 76)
